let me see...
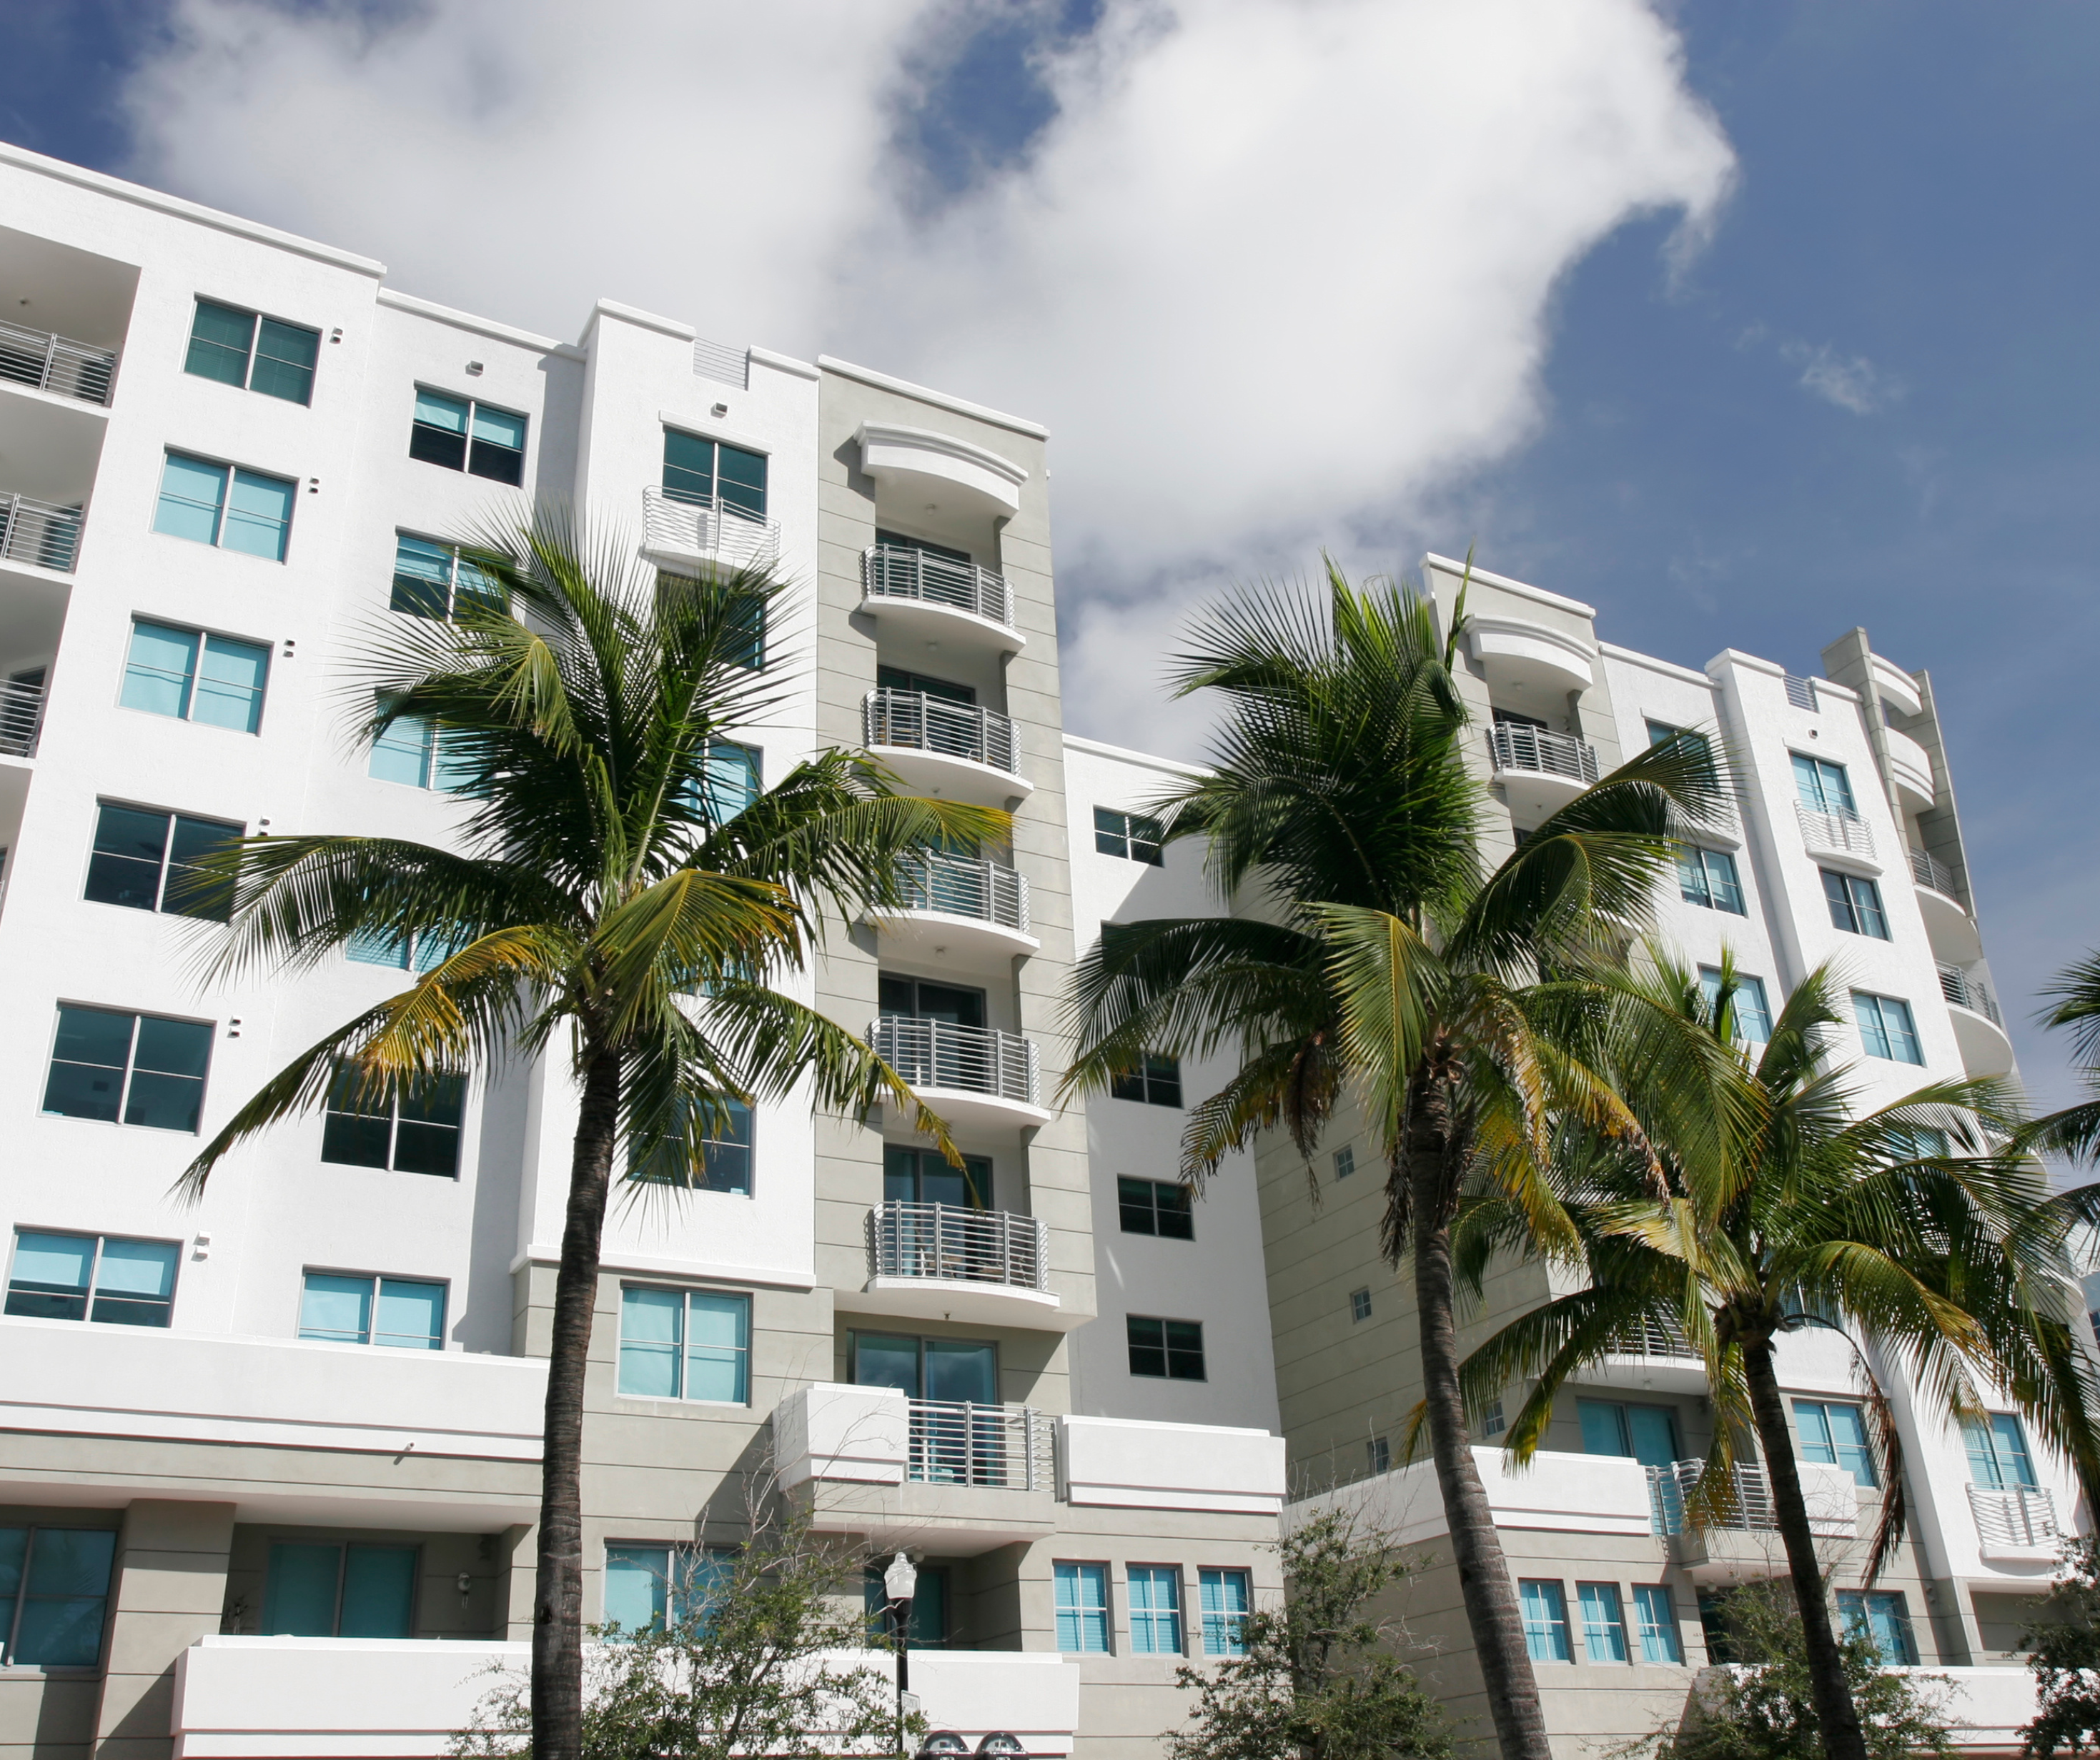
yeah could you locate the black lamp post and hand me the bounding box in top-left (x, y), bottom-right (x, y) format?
top-left (883, 1551), bottom-right (917, 1758)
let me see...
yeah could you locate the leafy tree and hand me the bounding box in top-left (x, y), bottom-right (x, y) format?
top-left (1065, 565), bottom-right (1730, 1760)
top-left (1167, 1508), bottom-right (1451, 1760)
top-left (181, 516), bottom-right (998, 1760)
top-left (1462, 955), bottom-right (2097, 1760)
top-left (2021, 1536), bottom-right (2100, 1757)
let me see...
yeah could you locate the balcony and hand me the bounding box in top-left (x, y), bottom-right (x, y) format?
top-left (860, 544), bottom-right (1025, 654)
top-left (639, 485), bottom-right (778, 573)
top-left (1910, 847), bottom-right (1981, 962)
top-left (863, 688), bottom-right (1030, 805)
top-left (1487, 722), bottom-right (1598, 818)
top-left (1796, 800), bottom-right (1876, 864)
top-left (1883, 724), bottom-right (1936, 812)
top-left (868, 1017), bottom-right (1051, 1131)
top-left (1941, 963), bottom-right (2014, 1075)
top-left (0, 317), bottom-right (117, 405)
top-left (1, 492), bottom-right (83, 573)
top-left (1062, 1414), bottom-right (1287, 1516)
top-left (1648, 1457), bottom-right (1858, 1581)
top-left (1968, 1482), bottom-right (2058, 1566)
top-left (0, 672), bottom-right (44, 758)
top-left (857, 1200), bottom-right (1072, 1329)
top-left (870, 850), bottom-right (1038, 968)
top-left (1588, 1314), bottom-right (1710, 1396)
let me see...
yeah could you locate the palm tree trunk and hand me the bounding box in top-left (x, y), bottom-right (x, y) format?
top-left (532, 1048), bottom-right (622, 1760)
top-left (1406, 1062), bottom-right (1552, 1760)
top-left (1741, 1338), bottom-right (1868, 1760)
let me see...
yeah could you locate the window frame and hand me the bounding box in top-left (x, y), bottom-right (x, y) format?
top-left (603, 1542), bottom-right (737, 1636)
top-left (83, 800), bottom-right (243, 921)
top-left (1577, 1581), bottom-right (1630, 1664)
top-left (1963, 1412), bottom-right (2040, 1490)
top-left (152, 449), bottom-right (297, 562)
top-left (119, 618), bottom-right (272, 735)
top-left (1198, 1566), bottom-right (1252, 1657)
top-left (407, 386), bottom-right (528, 486)
top-left (260, 1538), bottom-right (421, 1639)
top-left (1367, 1435), bottom-right (1391, 1474)
top-left (1698, 966), bottom-right (1773, 1045)
top-left (1792, 752), bottom-right (1860, 817)
top-left (183, 297), bottom-right (321, 405)
top-left (1126, 1313), bottom-right (1207, 1381)
top-left (662, 427), bottom-right (770, 519)
top-left (1520, 1578), bottom-right (1573, 1664)
top-left (1836, 1589), bottom-right (1918, 1665)
top-left (1348, 1286), bottom-right (1372, 1323)
top-left (320, 1065), bottom-right (468, 1177)
top-left (626, 1098), bottom-right (755, 1195)
top-left (616, 1283), bottom-right (753, 1405)
top-left (1092, 806), bottom-right (1164, 865)
top-left (1676, 843), bottom-right (1746, 915)
top-left (1053, 1561), bottom-right (1111, 1654)
top-left (367, 697), bottom-right (474, 793)
top-left (4, 1228), bottom-right (181, 1328)
top-left (1109, 1051), bottom-right (1183, 1108)
top-left (1332, 1144), bottom-right (1356, 1180)
top-left (1116, 1175), bottom-right (1194, 1239)
top-left (1126, 1564), bottom-right (1184, 1656)
top-left (41, 1003), bottom-right (214, 1133)
top-left (0, 1523), bottom-right (120, 1668)
top-left (1853, 990), bottom-right (1924, 1065)
top-left (1821, 867), bottom-right (1891, 939)
top-left (296, 1269), bottom-right (449, 1351)
top-left (1632, 1583), bottom-right (1683, 1664)
top-left (389, 532), bottom-right (505, 620)
top-left (1794, 1398), bottom-right (1878, 1487)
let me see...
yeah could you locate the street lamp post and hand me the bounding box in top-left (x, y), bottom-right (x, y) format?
top-left (884, 1551), bottom-right (918, 1759)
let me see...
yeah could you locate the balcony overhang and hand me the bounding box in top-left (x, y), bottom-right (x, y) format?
top-left (846, 1275), bottom-right (1076, 1331)
top-left (869, 906), bottom-right (1039, 970)
top-left (1468, 616), bottom-right (1595, 693)
top-left (858, 589), bottom-right (1026, 655)
top-left (866, 742), bottom-right (1033, 807)
top-left (898, 1082), bottom-right (1053, 1134)
top-left (858, 421), bottom-right (1028, 520)
top-left (1915, 883), bottom-right (1983, 964)
top-left (1583, 1351), bottom-right (1713, 1396)
top-left (1949, 1004), bottom-right (2016, 1077)
top-left (1492, 762), bottom-right (1592, 822)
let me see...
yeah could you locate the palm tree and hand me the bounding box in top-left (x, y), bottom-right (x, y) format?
top-left (177, 514), bottom-right (1003, 1760)
top-left (1061, 565), bottom-right (1730, 1760)
top-left (1457, 958), bottom-right (2099, 1760)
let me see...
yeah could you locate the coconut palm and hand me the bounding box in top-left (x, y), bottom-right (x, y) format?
top-left (177, 514), bottom-right (1004, 1760)
top-left (1457, 958), bottom-right (2099, 1760)
top-left (2021, 951), bottom-right (2100, 1166)
top-left (1061, 565), bottom-right (1731, 1760)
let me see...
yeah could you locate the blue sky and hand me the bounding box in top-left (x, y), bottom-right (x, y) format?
top-left (5, 0), bottom-right (2096, 1111)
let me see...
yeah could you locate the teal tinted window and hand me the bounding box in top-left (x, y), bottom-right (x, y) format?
top-left (1963, 1413), bottom-right (2039, 1490)
top-left (1837, 1590), bottom-right (1916, 1664)
top-left (298, 1273), bottom-right (372, 1343)
top-left (1698, 967), bottom-right (1772, 1044)
top-left (1676, 845), bottom-right (1745, 914)
top-left (696, 741), bottom-right (761, 823)
top-left (123, 622), bottom-right (269, 732)
top-left (603, 1544), bottom-right (733, 1635)
top-left (1054, 1562), bottom-right (1109, 1653)
top-left (1796, 1399), bottom-right (1878, 1486)
top-left (1822, 869), bottom-right (1890, 938)
top-left (192, 634), bottom-right (270, 732)
top-left (1578, 1582), bottom-right (1628, 1663)
top-left (1199, 1568), bottom-right (1249, 1656)
top-left (186, 299), bottom-right (318, 403)
top-left (0, 1527), bottom-right (117, 1665)
top-left (1853, 992), bottom-right (1923, 1064)
top-left (410, 389), bottom-right (524, 484)
top-left (6, 1230), bottom-right (177, 1327)
top-left (154, 452), bottom-right (227, 545)
top-left (863, 1564), bottom-right (947, 1646)
top-left (262, 1542), bottom-right (415, 1638)
top-left (84, 802), bottom-right (239, 920)
top-left (42, 1006), bottom-right (210, 1133)
top-left (185, 300), bottom-right (254, 386)
top-left (299, 1272), bottom-right (445, 1348)
top-left (156, 453), bottom-right (293, 559)
top-left (320, 1069), bottom-right (465, 1176)
top-left (1520, 1580), bottom-right (1572, 1663)
top-left (249, 317), bottom-right (320, 404)
top-left (662, 430), bottom-right (767, 516)
top-left (222, 469), bottom-right (295, 560)
top-left (1633, 1585), bottom-right (1682, 1663)
top-left (121, 622), bottom-right (200, 718)
top-left (1793, 753), bottom-right (1858, 816)
top-left (1129, 1566), bottom-right (1182, 1654)
top-left (617, 1286), bottom-right (750, 1402)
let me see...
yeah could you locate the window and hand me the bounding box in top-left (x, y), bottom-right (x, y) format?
top-left (261, 1541), bottom-right (417, 1638)
top-left (878, 975), bottom-right (986, 1028)
top-left (850, 1333), bottom-right (997, 1403)
top-left (1481, 1400), bottom-right (1507, 1438)
top-left (663, 429), bottom-right (767, 517)
top-left (1578, 1582), bottom-right (1628, 1663)
top-left (1333, 1144), bottom-right (1356, 1180)
top-left (409, 388), bottom-right (526, 485)
top-left (185, 298), bottom-right (320, 404)
top-left (1128, 1566), bottom-right (1183, 1654)
top-left (1349, 1287), bottom-right (1372, 1323)
top-left (1054, 1563), bottom-right (1110, 1654)
top-left (1963, 1413), bottom-right (2039, 1490)
top-left (693, 741), bottom-right (762, 823)
top-left (1367, 1436), bottom-right (1390, 1474)
top-left (154, 452), bottom-right (295, 561)
top-left (84, 803), bottom-right (241, 920)
top-left (122, 620), bottom-right (269, 733)
top-left (0, 1526), bottom-right (118, 1666)
top-left (1853, 992), bottom-right (1923, 1065)
top-left (605, 1544), bottom-right (734, 1635)
top-left (1578, 1399), bottom-right (1680, 1468)
top-left (884, 1145), bottom-right (991, 1209)
top-left (1117, 1177), bottom-right (1193, 1239)
top-left (43, 1005), bottom-right (212, 1131)
top-left (1698, 967), bottom-right (1773, 1045)
top-left (321, 1068), bottom-right (467, 1176)
top-left (6, 1230), bottom-right (179, 1326)
top-left (1793, 753), bottom-right (1858, 817)
top-left (1836, 1590), bottom-right (1917, 1665)
top-left (1795, 1400), bottom-right (1878, 1487)
top-left (1127, 1315), bottom-right (1205, 1381)
top-left (1520, 1580), bottom-right (1572, 1663)
top-left (298, 1272), bottom-right (445, 1349)
top-left (1093, 806), bottom-right (1164, 865)
top-left (618, 1286), bottom-right (751, 1402)
top-left (368, 702), bottom-right (472, 791)
top-left (627, 1098), bottom-right (753, 1195)
top-left (390, 535), bottom-right (502, 620)
top-left (1199, 1568), bottom-right (1250, 1656)
top-left (1110, 1052), bottom-right (1182, 1108)
top-left (1676, 845), bottom-right (1745, 915)
top-left (1633, 1585), bottom-right (1683, 1664)
top-left (1822, 869), bottom-right (1890, 939)
top-left (863, 1564), bottom-right (947, 1647)
top-left (347, 926), bottom-right (465, 974)
top-left (876, 664), bottom-right (974, 704)
top-left (1893, 1125), bottom-right (1951, 1161)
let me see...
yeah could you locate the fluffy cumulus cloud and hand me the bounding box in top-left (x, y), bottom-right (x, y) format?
top-left (124, 0), bottom-right (1735, 752)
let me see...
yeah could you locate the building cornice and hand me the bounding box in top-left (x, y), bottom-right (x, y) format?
top-left (819, 355), bottom-right (1047, 439)
top-left (1420, 552), bottom-right (1595, 618)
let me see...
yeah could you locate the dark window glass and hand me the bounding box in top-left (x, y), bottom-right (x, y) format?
top-left (886, 1145), bottom-right (991, 1208)
top-left (663, 431), bottom-right (768, 517)
top-left (84, 803), bottom-right (239, 920)
top-left (391, 534), bottom-right (502, 620)
top-left (876, 664), bottom-right (975, 705)
top-left (628, 1098), bottom-right (754, 1195)
top-left (1677, 846), bottom-right (1745, 915)
top-left (185, 300), bottom-right (254, 387)
top-left (0, 1525), bottom-right (119, 1665)
top-left (467, 404), bottom-right (526, 484)
top-left (1110, 1052), bottom-right (1182, 1108)
top-left (409, 389), bottom-right (469, 469)
top-left (1117, 1176), bottom-right (1194, 1239)
top-left (1127, 1315), bottom-right (1206, 1381)
top-left (321, 1067), bottom-right (465, 1176)
top-left (875, 527), bottom-right (971, 564)
top-left (41, 1006), bottom-right (211, 1131)
top-left (410, 390), bottom-right (527, 483)
top-left (186, 299), bottom-right (318, 404)
top-left (877, 976), bottom-right (987, 1029)
top-left (1821, 868), bottom-right (1890, 939)
top-left (1094, 806), bottom-right (1164, 865)
top-left (262, 1542), bottom-right (418, 1639)
top-left (249, 317), bottom-right (320, 404)
top-left (863, 1564), bottom-right (948, 1646)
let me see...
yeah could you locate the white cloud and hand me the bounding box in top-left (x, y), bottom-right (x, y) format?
top-left (122, 0), bottom-right (1735, 752)
top-left (1783, 340), bottom-right (1896, 414)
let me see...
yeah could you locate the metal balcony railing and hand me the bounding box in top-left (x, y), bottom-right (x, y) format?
top-left (641, 486), bottom-right (778, 570)
top-left (893, 850), bottom-right (1030, 934)
top-left (907, 1397), bottom-right (1052, 1491)
top-left (0, 675), bottom-right (46, 758)
top-left (1613, 1314), bottom-right (1698, 1360)
top-left (1796, 801), bottom-right (1876, 860)
top-left (868, 1201), bottom-right (1048, 1292)
top-left (1648, 1458), bottom-right (1776, 1536)
top-left (0, 494), bottom-right (84, 572)
top-left (862, 543), bottom-right (1015, 631)
top-left (0, 319), bottom-right (117, 405)
top-left (1487, 722), bottom-right (1598, 786)
top-left (1910, 845), bottom-right (1961, 899)
top-left (1940, 963), bottom-right (2003, 1026)
top-left (1785, 674), bottom-right (1820, 711)
top-left (870, 1017), bottom-right (1040, 1107)
top-left (863, 688), bottom-right (1020, 777)
top-left (1968, 1482), bottom-right (2056, 1549)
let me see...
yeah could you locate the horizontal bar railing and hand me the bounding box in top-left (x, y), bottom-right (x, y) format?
top-left (892, 850), bottom-right (1030, 933)
top-left (0, 319), bottom-right (117, 405)
top-left (0, 494), bottom-right (84, 572)
top-left (1488, 722), bottom-right (1598, 785)
top-left (868, 1017), bottom-right (1040, 1107)
top-left (0, 676), bottom-right (45, 757)
top-left (640, 485), bottom-right (778, 569)
top-left (1796, 800), bottom-right (1876, 860)
top-left (868, 1202), bottom-right (1048, 1292)
top-left (862, 544), bottom-right (1015, 630)
top-left (1909, 845), bottom-right (1961, 900)
top-left (906, 1398), bottom-right (1051, 1491)
top-left (1613, 1314), bottom-right (1698, 1360)
top-left (1967, 1482), bottom-right (2056, 1549)
top-left (863, 688), bottom-right (1020, 776)
top-left (1648, 1458), bottom-right (1775, 1536)
top-left (1939, 963), bottom-right (2003, 1026)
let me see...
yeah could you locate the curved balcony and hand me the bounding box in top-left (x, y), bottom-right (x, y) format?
top-left (861, 544), bottom-right (1025, 654)
top-left (1487, 722), bottom-right (1598, 818)
top-left (0, 319), bottom-right (117, 406)
top-left (856, 1201), bottom-right (1071, 1328)
top-left (871, 850), bottom-right (1038, 968)
top-left (863, 688), bottom-right (1030, 805)
top-left (1589, 1314), bottom-right (1709, 1395)
top-left (1649, 1456), bottom-right (1857, 1580)
top-left (1968, 1482), bottom-right (2059, 1566)
top-left (1911, 846), bottom-right (1982, 963)
top-left (1940, 963), bottom-right (2015, 1075)
top-left (1796, 801), bottom-right (1877, 866)
top-left (1, 493), bottom-right (83, 574)
top-left (869, 1016), bottom-right (1051, 1132)
top-left (640, 485), bottom-right (778, 574)
top-left (1883, 724), bottom-right (1936, 812)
